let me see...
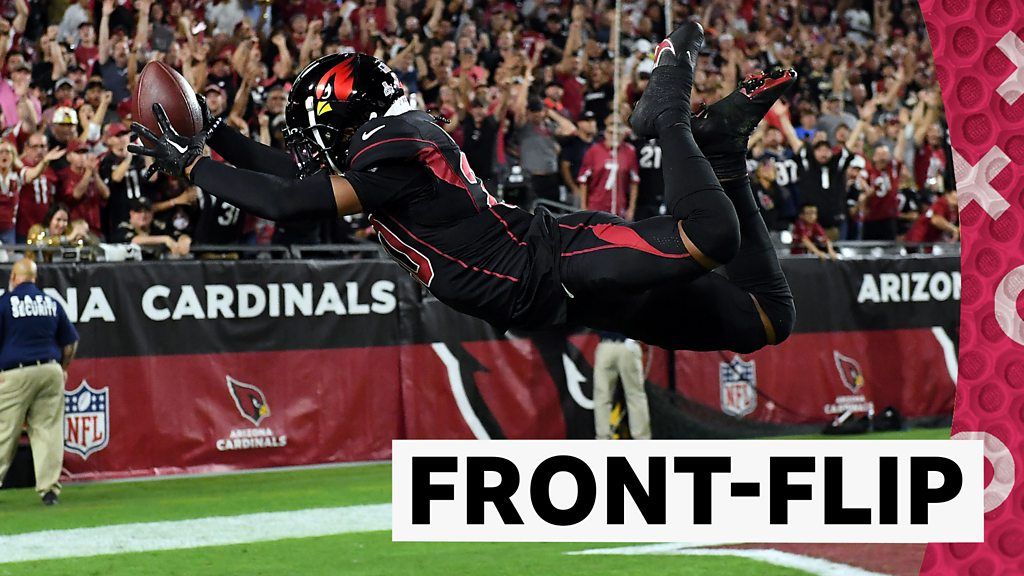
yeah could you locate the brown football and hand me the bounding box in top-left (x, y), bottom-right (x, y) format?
top-left (133, 61), bottom-right (204, 138)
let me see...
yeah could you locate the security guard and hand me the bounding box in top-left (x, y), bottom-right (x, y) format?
top-left (0, 259), bottom-right (79, 505)
top-left (593, 331), bottom-right (651, 440)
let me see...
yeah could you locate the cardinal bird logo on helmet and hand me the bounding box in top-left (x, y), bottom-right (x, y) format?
top-left (227, 375), bottom-right (271, 425)
top-left (833, 351), bottom-right (865, 393)
top-left (314, 60), bottom-right (356, 117)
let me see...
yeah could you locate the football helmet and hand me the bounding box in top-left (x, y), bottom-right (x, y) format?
top-left (285, 52), bottom-right (404, 176)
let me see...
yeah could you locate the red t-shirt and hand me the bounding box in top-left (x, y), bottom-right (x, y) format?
top-left (914, 142), bottom-right (947, 190)
top-left (76, 45), bottom-right (99, 75)
top-left (791, 219), bottom-right (829, 254)
top-left (863, 160), bottom-right (901, 221)
top-left (18, 159), bottom-right (59, 238)
top-left (555, 72), bottom-right (584, 120)
top-left (59, 167), bottom-right (106, 235)
top-left (905, 196), bottom-right (958, 243)
top-left (0, 169), bottom-right (21, 231)
top-left (577, 141), bottom-right (639, 217)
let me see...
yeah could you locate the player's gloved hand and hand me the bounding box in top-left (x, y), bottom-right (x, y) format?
top-left (128, 103), bottom-right (208, 180)
top-left (195, 93), bottom-right (222, 133)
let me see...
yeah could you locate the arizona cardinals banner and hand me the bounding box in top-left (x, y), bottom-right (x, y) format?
top-left (1, 257), bottom-right (953, 480)
top-left (671, 256), bottom-right (960, 426)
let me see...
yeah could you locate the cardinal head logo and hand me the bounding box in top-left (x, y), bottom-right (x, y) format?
top-left (227, 376), bottom-right (270, 426)
top-left (833, 351), bottom-right (865, 393)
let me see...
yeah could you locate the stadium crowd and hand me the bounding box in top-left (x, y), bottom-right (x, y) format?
top-left (0, 0), bottom-right (955, 259)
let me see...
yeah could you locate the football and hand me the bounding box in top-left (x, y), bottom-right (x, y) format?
top-left (133, 61), bottom-right (204, 138)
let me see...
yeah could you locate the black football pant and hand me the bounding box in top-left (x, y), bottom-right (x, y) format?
top-left (559, 124), bottom-right (794, 352)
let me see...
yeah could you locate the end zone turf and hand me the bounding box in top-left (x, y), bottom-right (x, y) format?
top-left (0, 428), bottom-right (950, 576)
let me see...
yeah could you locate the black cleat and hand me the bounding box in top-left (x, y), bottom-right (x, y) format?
top-left (41, 491), bottom-right (58, 506)
top-left (692, 68), bottom-right (798, 157)
top-left (629, 22), bottom-right (704, 138)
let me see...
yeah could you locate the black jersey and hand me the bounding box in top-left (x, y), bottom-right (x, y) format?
top-left (634, 137), bottom-right (665, 218)
top-left (194, 190), bottom-right (246, 245)
top-left (100, 153), bottom-right (151, 238)
top-left (344, 110), bottom-right (566, 329)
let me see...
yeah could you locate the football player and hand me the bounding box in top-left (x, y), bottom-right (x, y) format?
top-left (130, 23), bottom-right (796, 353)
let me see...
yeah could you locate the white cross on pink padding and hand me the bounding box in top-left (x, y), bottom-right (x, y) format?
top-left (997, 32), bottom-right (1024, 105)
top-left (954, 146), bottom-right (1011, 221)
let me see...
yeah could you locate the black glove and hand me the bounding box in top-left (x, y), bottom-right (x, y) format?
top-left (195, 93), bottom-right (222, 133)
top-left (128, 103), bottom-right (208, 180)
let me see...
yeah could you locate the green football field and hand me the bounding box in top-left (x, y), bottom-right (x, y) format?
top-left (0, 428), bottom-right (950, 576)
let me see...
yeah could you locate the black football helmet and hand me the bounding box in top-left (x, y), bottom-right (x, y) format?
top-left (285, 52), bottom-right (404, 176)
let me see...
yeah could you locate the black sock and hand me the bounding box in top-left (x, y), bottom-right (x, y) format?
top-left (659, 123), bottom-right (739, 264)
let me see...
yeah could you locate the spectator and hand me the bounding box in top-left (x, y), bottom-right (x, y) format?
top-left (905, 185), bottom-right (959, 244)
top-left (113, 196), bottom-right (191, 258)
top-left (18, 134), bottom-right (63, 243)
top-left (791, 204), bottom-right (837, 260)
top-left (911, 94), bottom-right (949, 190)
top-left (74, 22), bottom-right (99, 73)
top-left (192, 189), bottom-right (246, 246)
top-left (858, 145), bottom-right (901, 240)
top-left (58, 140), bottom-right (109, 236)
top-left (26, 203), bottom-right (91, 258)
top-left (0, 258), bottom-right (79, 506)
top-left (753, 112), bottom-right (800, 228)
top-left (558, 110), bottom-right (597, 204)
top-left (46, 107), bottom-right (78, 153)
top-left (0, 141), bottom-right (23, 244)
top-left (461, 98), bottom-right (503, 194)
top-left (0, 0), bottom-right (944, 254)
top-left (794, 109), bottom-right (818, 143)
top-left (99, 122), bottom-right (148, 238)
top-left (631, 133), bottom-right (664, 221)
top-left (204, 85), bottom-right (229, 123)
top-left (58, 0), bottom-right (90, 44)
top-left (816, 93), bottom-right (859, 145)
top-left (576, 116), bottom-right (638, 219)
top-left (780, 112), bottom-right (855, 240)
top-left (514, 96), bottom-right (574, 205)
top-left (750, 157), bottom-right (785, 232)
top-left (0, 62), bottom-right (37, 133)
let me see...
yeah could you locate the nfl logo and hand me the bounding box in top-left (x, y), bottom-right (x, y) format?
top-left (64, 380), bottom-right (110, 459)
top-left (719, 355), bottom-right (757, 418)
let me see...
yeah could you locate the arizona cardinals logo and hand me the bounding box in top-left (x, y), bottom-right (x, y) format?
top-left (314, 60), bottom-right (356, 116)
top-left (833, 351), bottom-right (865, 393)
top-left (227, 375), bottom-right (271, 425)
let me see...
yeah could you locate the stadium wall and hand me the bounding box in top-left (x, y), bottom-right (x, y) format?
top-left (21, 258), bottom-right (957, 481)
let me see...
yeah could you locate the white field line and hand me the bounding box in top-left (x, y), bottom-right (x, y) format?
top-left (568, 542), bottom-right (890, 576)
top-left (0, 503), bottom-right (392, 564)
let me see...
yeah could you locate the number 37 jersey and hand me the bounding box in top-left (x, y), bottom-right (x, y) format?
top-left (343, 110), bottom-right (566, 329)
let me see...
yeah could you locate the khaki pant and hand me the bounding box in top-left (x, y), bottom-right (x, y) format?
top-left (593, 340), bottom-right (651, 440)
top-left (0, 363), bottom-right (65, 496)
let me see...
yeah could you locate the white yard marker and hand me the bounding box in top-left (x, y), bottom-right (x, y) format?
top-left (568, 542), bottom-right (890, 576)
top-left (0, 503), bottom-right (392, 564)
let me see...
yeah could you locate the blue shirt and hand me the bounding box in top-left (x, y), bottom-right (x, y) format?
top-left (0, 282), bottom-right (79, 369)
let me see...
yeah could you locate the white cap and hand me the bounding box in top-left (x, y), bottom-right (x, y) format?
top-left (634, 39), bottom-right (653, 55)
top-left (53, 107), bottom-right (79, 126)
